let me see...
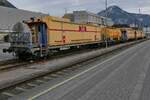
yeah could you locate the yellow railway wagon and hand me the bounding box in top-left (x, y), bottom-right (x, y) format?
top-left (136, 30), bottom-right (141, 39)
top-left (136, 30), bottom-right (145, 39)
top-left (119, 28), bottom-right (145, 40)
top-left (102, 27), bottom-right (121, 41)
top-left (121, 28), bottom-right (135, 40)
top-left (33, 16), bottom-right (103, 47)
top-left (7, 15), bottom-right (145, 59)
top-left (141, 31), bottom-right (145, 38)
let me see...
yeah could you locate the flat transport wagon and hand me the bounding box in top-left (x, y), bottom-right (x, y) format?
top-left (3, 16), bottom-right (145, 59)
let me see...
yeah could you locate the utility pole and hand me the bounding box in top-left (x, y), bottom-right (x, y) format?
top-left (138, 8), bottom-right (141, 28)
top-left (139, 8), bottom-right (141, 14)
top-left (105, 0), bottom-right (108, 18)
top-left (105, 0), bottom-right (108, 25)
top-left (105, 0), bottom-right (108, 48)
top-left (65, 8), bottom-right (68, 14)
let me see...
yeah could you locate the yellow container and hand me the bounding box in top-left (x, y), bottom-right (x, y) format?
top-left (32, 16), bottom-right (103, 46)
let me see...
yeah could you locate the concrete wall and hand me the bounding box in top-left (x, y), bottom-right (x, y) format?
top-left (0, 6), bottom-right (45, 31)
top-left (0, 32), bottom-right (8, 41)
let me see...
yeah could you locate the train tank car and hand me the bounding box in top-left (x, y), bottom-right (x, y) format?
top-left (4, 16), bottom-right (104, 59)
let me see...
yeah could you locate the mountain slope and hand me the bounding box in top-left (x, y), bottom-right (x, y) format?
top-left (98, 6), bottom-right (150, 27)
top-left (0, 0), bottom-right (16, 8)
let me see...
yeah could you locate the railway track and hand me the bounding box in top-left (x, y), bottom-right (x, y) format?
top-left (0, 39), bottom-right (146, 100)
top-left (0, 42), bottom-right (107, 72)
top-left (0, 59), bottom-right (27, 71)
top-left (0, 62), bottom-right (29, 71)
top-left (0, 59), bottom-right (19, 66)
top-left (0, 40), bottom-right (140, 72)
top-left (0, 48), bottom-right (92, 72)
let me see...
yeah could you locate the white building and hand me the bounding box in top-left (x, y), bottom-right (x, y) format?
top-left (64, 11), bottom-right (114, 26)
top-left (143, 27), bottom-right (150, 37)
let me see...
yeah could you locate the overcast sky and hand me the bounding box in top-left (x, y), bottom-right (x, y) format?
top-left (8, 0), bottom-right (150, 16)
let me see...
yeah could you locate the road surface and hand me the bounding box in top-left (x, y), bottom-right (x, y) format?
top-left (12, 40), bottom-right (150, 100)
